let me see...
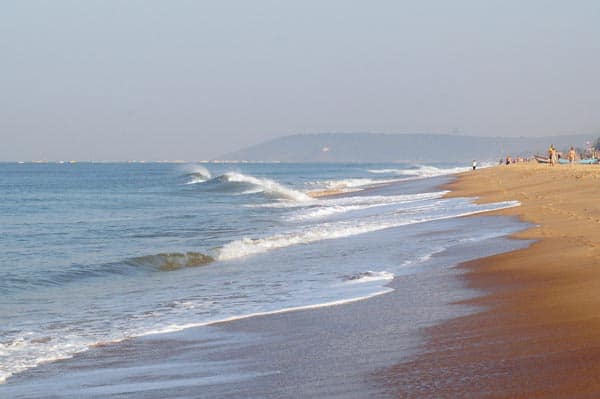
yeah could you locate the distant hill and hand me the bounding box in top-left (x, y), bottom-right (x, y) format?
top-left (217, 133), bottom-right (595, 163)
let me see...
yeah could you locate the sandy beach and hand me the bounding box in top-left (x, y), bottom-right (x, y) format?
top-left (386, 163), bottom-right (600, 398)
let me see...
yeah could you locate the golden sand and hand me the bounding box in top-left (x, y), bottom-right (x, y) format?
top-left (384, 163), bottom-right (600, 398)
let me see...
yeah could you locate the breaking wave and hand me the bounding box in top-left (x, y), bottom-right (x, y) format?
top-left (128, 252), bottom-right (215, 271)
top-left (185, 169), bottom-right (312, 202)
top-left (183, 165), bottom-right (212, 184)
top-left (216, 172), bottom-right (313, 202)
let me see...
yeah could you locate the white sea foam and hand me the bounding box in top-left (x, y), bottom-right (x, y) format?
top-left (367, 168), bottom-right (406, 174)
top-left (0, 287), bottom-right (395, 385)
top-left (285, 192), bottom-right (446, 221)
top-left (185, 177), bottom-right (207, 185)
top-left (368, 165), bottom-right (478, 179)
top-left (307, 177), bottom-right (402, 193)
top-left (136, 287), bottom-right (395, 337)
top-left (343, 271), bottom-right (394, 284)
top-left (323, 178), bottom-right (397, 188)
top-left (216, 199), bottom-right (521, 261)
top-left (0, 332), bottom-right (96, 385)
top-left (400, 247), bottom-right (447, 267)
top-left (398, 165), bottom-right (470, 178)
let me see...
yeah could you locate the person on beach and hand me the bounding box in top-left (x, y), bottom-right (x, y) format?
top-left (472, 160), bottom-right (477, 170)
top-left (549, 145), bottom-right (556, 166)
top-left (568, 146), bottom-right (576, 164)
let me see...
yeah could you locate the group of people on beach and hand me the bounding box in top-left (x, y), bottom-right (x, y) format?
top-left (500, 144), bottom-right (596, 166)
top-left (501, 156), bottom-right (529, 165)
top-left (549, 144), bottom-right (579, 165)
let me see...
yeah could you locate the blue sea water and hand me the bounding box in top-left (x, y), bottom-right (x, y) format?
top-left (0, 161), bottom-right (520, 384)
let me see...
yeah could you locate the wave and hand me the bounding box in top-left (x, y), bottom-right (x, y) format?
top-left (306, 178), bottom-right (402, 196)
top-left (308, 164), bottom-right (473, 194)
top-left (320, 178), bottom-right (397, 189)
top-left (285, 192), bottom-right (446, 222)
top-left (367, 168), bottom-right (406, 174)
top-left (0, 198), bottom-right (521, 385)
top-left (6, 290), bottom-right (397, 383)
top-left (216, 172), bottom-right (313, 202)
top-left (182, 165), bottom-right (212, 184)
top-left (342, 271), bottom-right (394, 284)
top-left (286, 191), bottom-right (447, 222)
top-left (111, 197), bottom-right (492, 267)
top-left (399, 247), bottom-right (447, 267)
top-left (213, 219), bottom-right (400, 261)
top-left (368, 165), bottom-right (470, 178)
top-left (186, 169), bottom-right (404, 202)
top-left (184, 170), bottom-right (313, 202)
top-left (127, 252), bottom-right (215, 271)
top-left (1, 196), bottom-right (513, 294)
top-left (215, 199), bottom-right (520, 261)
top-left (403, 165), bottom-right (470, 177)
top-left (0, 252), bottom-right (216, 294)
top-left (0, 279), bottom-right (394, 386)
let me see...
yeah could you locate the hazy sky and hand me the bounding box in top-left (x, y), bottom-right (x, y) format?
top-left (2, 1), bottom-right (599, 160)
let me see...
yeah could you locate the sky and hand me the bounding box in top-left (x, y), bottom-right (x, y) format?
top-left (2, 0), bottom-right (600, 161)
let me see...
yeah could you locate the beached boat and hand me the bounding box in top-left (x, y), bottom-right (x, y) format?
top-left (577, 158), bottom-right (599, 164)
top-left (534, 155), bottom-right (598, 164)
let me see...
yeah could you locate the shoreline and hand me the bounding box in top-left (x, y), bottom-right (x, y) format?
top-left (2, 244), bottom-right (521, 398)
top-left (384, 163), bottom-right (600, 397)
top-left (0, 175), bottom-right (533, 398)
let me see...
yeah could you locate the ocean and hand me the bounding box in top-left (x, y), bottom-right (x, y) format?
top-left (0, 162), bottom-right (526, 394)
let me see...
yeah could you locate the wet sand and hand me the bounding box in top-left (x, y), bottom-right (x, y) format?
top-left (384, 163), bottom-right (600, 398)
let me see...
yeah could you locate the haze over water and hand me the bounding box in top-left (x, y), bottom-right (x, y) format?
top-left (3, 1), bottom-right (600, 161)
